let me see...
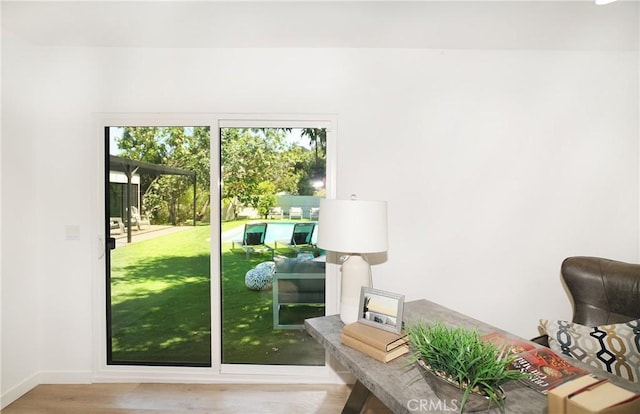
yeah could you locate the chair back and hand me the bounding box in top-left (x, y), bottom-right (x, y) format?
top-left (289, 207), bottom-right (303, 219)
top-left (561, 256), bottom-right (640, 327)
top-left (290, 222), bottom-right (315, 246)
top-left (243, 223), bottom-right (267, 246)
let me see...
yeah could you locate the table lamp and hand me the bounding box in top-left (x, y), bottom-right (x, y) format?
top-left (317, 196), bottom-right (388, 324)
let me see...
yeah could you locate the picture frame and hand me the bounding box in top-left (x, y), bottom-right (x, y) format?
top-left (358, 287), bottom-right (405, 334)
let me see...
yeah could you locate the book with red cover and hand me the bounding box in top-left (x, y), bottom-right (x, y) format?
top-left (481, 332), bottom-right (538, 355)
top-left (509, 348), bottom-right (588, 395)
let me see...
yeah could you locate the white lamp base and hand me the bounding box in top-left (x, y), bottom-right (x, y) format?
top-left (339, 254), bottom-right (371, 324)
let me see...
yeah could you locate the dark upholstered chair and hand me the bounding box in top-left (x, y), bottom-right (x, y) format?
top-left (533, 256), bottom-right (640, 347)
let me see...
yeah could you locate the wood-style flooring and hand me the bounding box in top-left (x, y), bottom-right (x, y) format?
top-left (1, 383), bottom-right (392, 413)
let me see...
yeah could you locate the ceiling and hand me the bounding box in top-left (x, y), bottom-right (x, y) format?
top-left (2, 1), bottom-right (638, 50)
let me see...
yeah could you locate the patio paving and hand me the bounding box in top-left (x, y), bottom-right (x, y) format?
top-left (113, 225), bottom-right (195, 248)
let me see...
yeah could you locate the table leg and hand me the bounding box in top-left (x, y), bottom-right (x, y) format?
top-left (342, 380), bottom-right (372, 414)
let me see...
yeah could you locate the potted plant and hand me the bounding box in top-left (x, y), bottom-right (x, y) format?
top-left (407, 322), bottom-right (527, 413)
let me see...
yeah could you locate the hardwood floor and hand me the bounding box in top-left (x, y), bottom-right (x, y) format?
top-left (1, 383), bottom-right (392, 413)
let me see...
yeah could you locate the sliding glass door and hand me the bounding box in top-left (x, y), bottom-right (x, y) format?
top-left (103, 119), bottom-right (333, 370)
top-left (219, 127), bottom-right (327, 365)
top-left (105, 126), bottom-right (211, 366)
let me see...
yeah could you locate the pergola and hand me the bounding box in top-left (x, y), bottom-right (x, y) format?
top-left (109, 155), bottom-right (197, 243)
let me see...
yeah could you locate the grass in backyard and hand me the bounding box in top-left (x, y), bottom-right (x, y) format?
top-left (109, 222), bottom-right (325, 366)
top-left (110, 225), bottom-right (212, 365)
top-left (220, 244), bottom-right (325, 365)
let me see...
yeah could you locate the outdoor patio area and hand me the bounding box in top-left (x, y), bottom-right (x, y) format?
top-left (112, 225), bottom-right (195, 248)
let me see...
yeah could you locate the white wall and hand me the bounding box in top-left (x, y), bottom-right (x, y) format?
top-left (2, 0), bottom-right (639, 407)
top-left (1, 32), bottom-right (45, 406)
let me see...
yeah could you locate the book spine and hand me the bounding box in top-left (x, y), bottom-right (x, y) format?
top-left (386, 337), bottom-right (409, 352)
top-left (341, 326), bottom-right (385, 350)
top-left (341, 333), bottom-right (390, 362)
top-left (342, 325), bottom-right (407, 351)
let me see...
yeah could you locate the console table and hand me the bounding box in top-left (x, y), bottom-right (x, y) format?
top-left (305, 299), bottom-right (640, 414)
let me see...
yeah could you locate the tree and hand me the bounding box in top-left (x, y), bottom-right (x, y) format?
top-left (114, 126), bottom-right (210, 225)
top-left (165, 127), bottom-right (211, 221)
top-left (221, 128), bottom-right (291, 214)
top-left (280, 128), bottom-right (326, 195)
top-left (256, 181), bottom-right (277, 219)
top-left (114, 126), bottom-right (325, 223)
top-left (301, 128), bottom-right (326, 164)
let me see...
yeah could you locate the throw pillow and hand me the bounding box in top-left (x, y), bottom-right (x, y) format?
top-left (538, 319), bottom-right (640, 383)
top-left (296, 253), bottom-right (315, 261)
top-left (245, 266), bottom-right (273, 291)
top-left (256, 261), bottom-right (276, 274)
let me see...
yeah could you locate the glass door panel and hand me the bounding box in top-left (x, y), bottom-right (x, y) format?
top-left (105, 126), bottom-right (212, 366)
top-left (220, 127), bottom-right (327, 365)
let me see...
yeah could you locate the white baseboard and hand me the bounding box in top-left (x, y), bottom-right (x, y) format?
top-left (92, 364), bottom-right (340, 385)
top-left (1, 372), bottom-right (39, 410)
top-left (1, 370), bottom-right (92, 409)
top-left (38, 370), bottom-right (92, 384)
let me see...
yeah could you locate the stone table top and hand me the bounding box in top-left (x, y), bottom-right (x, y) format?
top-left (305, 299), bottom-right (640, 414)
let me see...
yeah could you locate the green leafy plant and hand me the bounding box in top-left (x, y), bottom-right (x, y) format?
top-left (407, 322), bottom-right (527, 413)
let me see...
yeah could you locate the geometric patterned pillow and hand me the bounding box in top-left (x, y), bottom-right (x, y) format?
top-left (538, 319), bottom-right (640, 383)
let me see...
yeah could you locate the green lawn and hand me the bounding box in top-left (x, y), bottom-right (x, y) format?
top-left (109, 222), bottom-right (324, 366)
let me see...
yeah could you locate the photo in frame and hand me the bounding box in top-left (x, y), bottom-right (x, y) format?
top-left (358, 287), bottom-right (405, 334)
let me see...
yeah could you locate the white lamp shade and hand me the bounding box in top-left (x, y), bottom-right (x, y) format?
top-left (317, 198), bottom-right (388, 253)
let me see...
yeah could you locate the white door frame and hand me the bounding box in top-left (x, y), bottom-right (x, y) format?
top-left (92, 113), bottom-right (341, 384)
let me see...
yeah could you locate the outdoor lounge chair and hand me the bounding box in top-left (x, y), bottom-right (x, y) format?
top-left (232, 222), bottom-right (274, 259)
top-left (309, 207), bottom-right (320, 220)
top-left (110, 217), bottom-right (125, 235)
top-left (268, 206), bottom-right (284, 220)
top-left (275, 222), bottom-right (316, 254)
top-left (129, 206), bottom-right (151, 230)
top-left (289, 207), bottom-right (303, 219)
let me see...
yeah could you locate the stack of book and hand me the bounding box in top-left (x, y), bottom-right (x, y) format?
top-left (340, 322), bottom-right (409, 363)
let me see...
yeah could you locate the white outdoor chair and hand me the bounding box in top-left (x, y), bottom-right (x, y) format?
top-left (289, 207), bottom-right (303, 220)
